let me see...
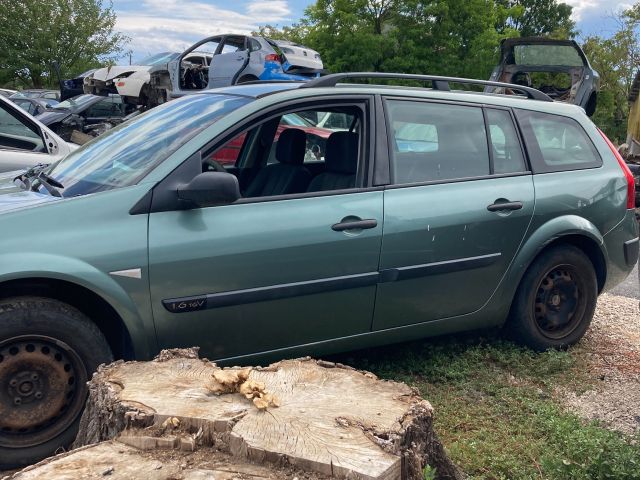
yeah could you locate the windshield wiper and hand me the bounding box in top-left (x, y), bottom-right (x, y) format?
top-left (35, 173), bottom-right (64, 197)
top-left (14, 163), bottom-right (64, 197)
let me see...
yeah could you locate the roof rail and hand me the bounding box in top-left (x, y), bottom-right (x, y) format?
top-left (300, 72), bottom-right (553, 102)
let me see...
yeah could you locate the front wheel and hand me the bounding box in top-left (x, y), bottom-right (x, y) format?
top-left (0, 297), bottom-right (113, 468)
top-left (507, 245), bottom-right (598, 351)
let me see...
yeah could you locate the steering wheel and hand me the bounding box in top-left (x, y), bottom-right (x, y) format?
top-left (204, 157), bottom-right (227, 172)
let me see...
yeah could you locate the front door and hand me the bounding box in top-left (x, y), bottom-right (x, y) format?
top-left (148, 99), bottom-right (382, 360)
top-left (373, 99), bottom-right (535, 329)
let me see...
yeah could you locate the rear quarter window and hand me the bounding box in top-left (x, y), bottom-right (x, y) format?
top-left (515, 109), bottom-right (601, 173)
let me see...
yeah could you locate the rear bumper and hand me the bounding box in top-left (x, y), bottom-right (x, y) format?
top-left (602, 209), bottom-right (640, 291)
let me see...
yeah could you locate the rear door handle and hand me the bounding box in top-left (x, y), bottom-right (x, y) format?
top-left (331, 219), bottom-right (378, 231)
top-left (487, 200), bottom-right (523, 212)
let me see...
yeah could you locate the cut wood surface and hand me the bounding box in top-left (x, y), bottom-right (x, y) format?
top-left (10, 348), bottom-right (463, 480)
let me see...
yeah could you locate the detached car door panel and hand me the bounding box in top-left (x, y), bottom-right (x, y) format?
top-left (373, 100), bottom-right (534, 330)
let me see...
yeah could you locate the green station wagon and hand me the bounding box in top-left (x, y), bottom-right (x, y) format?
top-left (0, 73), bottom-right (637, 467)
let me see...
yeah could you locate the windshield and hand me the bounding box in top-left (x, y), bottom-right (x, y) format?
top-left (53, 94), bottom-right (99, 111)
top-left (137, 52), bottom-right (179, 66)
top-left (43, 94), bottom-right (250, 197)
top-left (513, 45), bottom-right (584, 67)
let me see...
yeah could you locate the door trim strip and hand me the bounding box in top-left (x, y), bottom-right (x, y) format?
top-left (161, 252), bottom-right (502, 313)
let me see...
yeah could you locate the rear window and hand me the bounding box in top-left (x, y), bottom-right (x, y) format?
top-left (515, 109), bottom-right (601, 173)
top-left (513, 45), bottom-right (584, 67)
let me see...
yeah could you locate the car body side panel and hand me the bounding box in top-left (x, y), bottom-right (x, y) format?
top-left (0, 184), bottom-right (156, 358)
top-left (602, 209), bottom-right (640, 289)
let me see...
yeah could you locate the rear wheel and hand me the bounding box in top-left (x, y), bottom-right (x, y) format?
top-left (0, 297), bottom-right (112, 468)
top-left (507, 245), bottom-right (598, 350)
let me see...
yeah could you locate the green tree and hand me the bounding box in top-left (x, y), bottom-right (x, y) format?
top-left (498, 0), bottom-right (576, 38)
top-left (0, 0), bottom-right (128, 88)
top-left (582, 7), bottom-right (640, 141)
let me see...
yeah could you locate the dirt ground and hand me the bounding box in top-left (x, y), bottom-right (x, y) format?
top-left (563, 293), bottom-right (640, 436)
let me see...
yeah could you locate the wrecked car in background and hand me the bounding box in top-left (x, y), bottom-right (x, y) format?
top-left (486, 37), bottom-right (599, 116)
top-left (153, 34), bottom-right (324, 103)
top-left (36, 94), bottom-right (137, 142)
top-left (60, 68), bottom-right (97, 101)
top-left (83, 52), bottom-right (209, 108)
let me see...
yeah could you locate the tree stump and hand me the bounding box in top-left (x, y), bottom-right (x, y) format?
top-left (9, 348), bottom-right (463, 480)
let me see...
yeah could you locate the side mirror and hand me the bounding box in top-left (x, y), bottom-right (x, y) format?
top-left (177, 172), bottom-right (240, 208)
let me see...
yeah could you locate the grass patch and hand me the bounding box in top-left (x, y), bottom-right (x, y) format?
top-left (329, 332), bottom-right (640, 480)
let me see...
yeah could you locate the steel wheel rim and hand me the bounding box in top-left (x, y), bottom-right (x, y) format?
top-left (0, 335), bottom-right (87, 448)
top-left (533, 264), bottom-right (587, 340)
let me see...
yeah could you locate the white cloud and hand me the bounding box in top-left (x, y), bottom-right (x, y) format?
top-left (114, 0), bottom-right (291, 59)
top-left (563, 0), bottom-right (631, 21)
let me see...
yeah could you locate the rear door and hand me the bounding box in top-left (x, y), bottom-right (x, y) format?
top-left (373, 99), bottom-right (535, 329)
top-left (208, 36), bottom-right (249, 88)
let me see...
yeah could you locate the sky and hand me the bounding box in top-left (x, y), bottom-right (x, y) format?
top-left (113, 0), bottom-right (635, 62)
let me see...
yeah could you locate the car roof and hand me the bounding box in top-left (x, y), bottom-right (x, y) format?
top-left (202, 76), bottom-right (585, 117)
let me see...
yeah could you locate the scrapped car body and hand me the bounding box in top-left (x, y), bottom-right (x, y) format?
top-left (83, 52), bottom-right (208, 107)
top-left (60, 68), bottom-right (97, 101)
top-left (486, 37), bottom-right (600, 116)
top-left (10, 89), bottom-right (61, 102)
top-left (0, 94), bottom-right (73, 173)
top-left (145, 34), bottom-right (323, 108)
top-left (10, 97), bottom-right (58, 116)
top-left (36, 94), bottom-right (137, 142)
top-left (0, 73), bottom-right (637, 468)
top-left (0, 88), bottom-right (17, 98)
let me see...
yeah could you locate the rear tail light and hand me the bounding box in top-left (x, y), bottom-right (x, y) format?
top-left (265, 54), bottom-right (281, 63)
top-left (599, 129), bottom-right (636, 209)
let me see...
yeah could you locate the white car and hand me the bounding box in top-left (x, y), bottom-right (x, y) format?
top-left (0, 95), bottom-right (74, 173)
top-left (84, 52), bottom-right (211, 107)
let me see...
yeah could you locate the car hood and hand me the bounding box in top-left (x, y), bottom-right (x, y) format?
top-left (92, 65), bottom-right (152, 82)
top-left (0, 177), bottom-right (60, 213)
top-left (36, 109), bottom-right (72, 125)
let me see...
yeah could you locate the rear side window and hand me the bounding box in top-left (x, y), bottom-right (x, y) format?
top-left (486, 109), bottom-right (527, 174)
top-left (515, 109), bottom-right (601, 173)
top-left (387, 100), bottom-right (490, 184)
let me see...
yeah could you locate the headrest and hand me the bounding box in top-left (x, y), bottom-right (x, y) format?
top-left (325, 132), bottom-right (358, 174)
top-left (276, 128), bottom-right (307, 165)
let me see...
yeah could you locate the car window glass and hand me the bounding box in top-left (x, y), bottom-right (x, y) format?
top-left (486, 109), bottom-right (526, 174)
top-left (248, 38), bottom-right (262, 52)
top-left (0, 103), bottom-right (45, 152)
top-left (221, 37), bottom-right (246, 53)
top-left (387, 100), bottom-right (490, 184)
top-left (515, 109), bottom-right (601, 172)
top-left (84, 98), bottom-right (122, 117)
top-left (205, 105), bottom-right (363, 198)
top-left (206, 131), bottom-right (248, 166)
top-left (45, 94), bottom-right (251, 197)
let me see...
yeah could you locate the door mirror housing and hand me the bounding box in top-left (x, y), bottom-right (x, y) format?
top-left (177, 172), bottom-right (240, 208)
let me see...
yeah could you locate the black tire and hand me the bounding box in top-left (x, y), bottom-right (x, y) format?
top-left (506, 245), bottom-right (598, 351)
top-left (0, 297), bottom-right (113, 469)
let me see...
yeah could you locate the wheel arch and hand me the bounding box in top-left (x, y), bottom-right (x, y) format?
top-left (505, 216), bottom-right (607, 302)
top-left (0, 278), bottom-right (136, 360)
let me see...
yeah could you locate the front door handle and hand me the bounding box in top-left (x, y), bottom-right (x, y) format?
top-left (331, 218), bottom-right (378, 232)
top-left (487, 200), bottom-right (523, 212)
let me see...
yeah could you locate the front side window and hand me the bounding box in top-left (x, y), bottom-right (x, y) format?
top-left (387, 100), bottom-right (490, 184)
top-left (516, 109), bottom-right (601, 172)
top-left (0, 103), bottom-right (44, 152)
top-left (204, 103), bottom-right (365, 198)
top-left (42, 94), bottom-right (251, 197)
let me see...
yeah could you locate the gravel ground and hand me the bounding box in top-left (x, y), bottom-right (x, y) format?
top-left (563, 293), bottom-right (640, 435)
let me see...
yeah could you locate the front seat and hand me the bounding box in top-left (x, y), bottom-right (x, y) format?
top-left (244, 128), bottom-right (311, 197)
top-left (307, 132), bottom-right (358, 192)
